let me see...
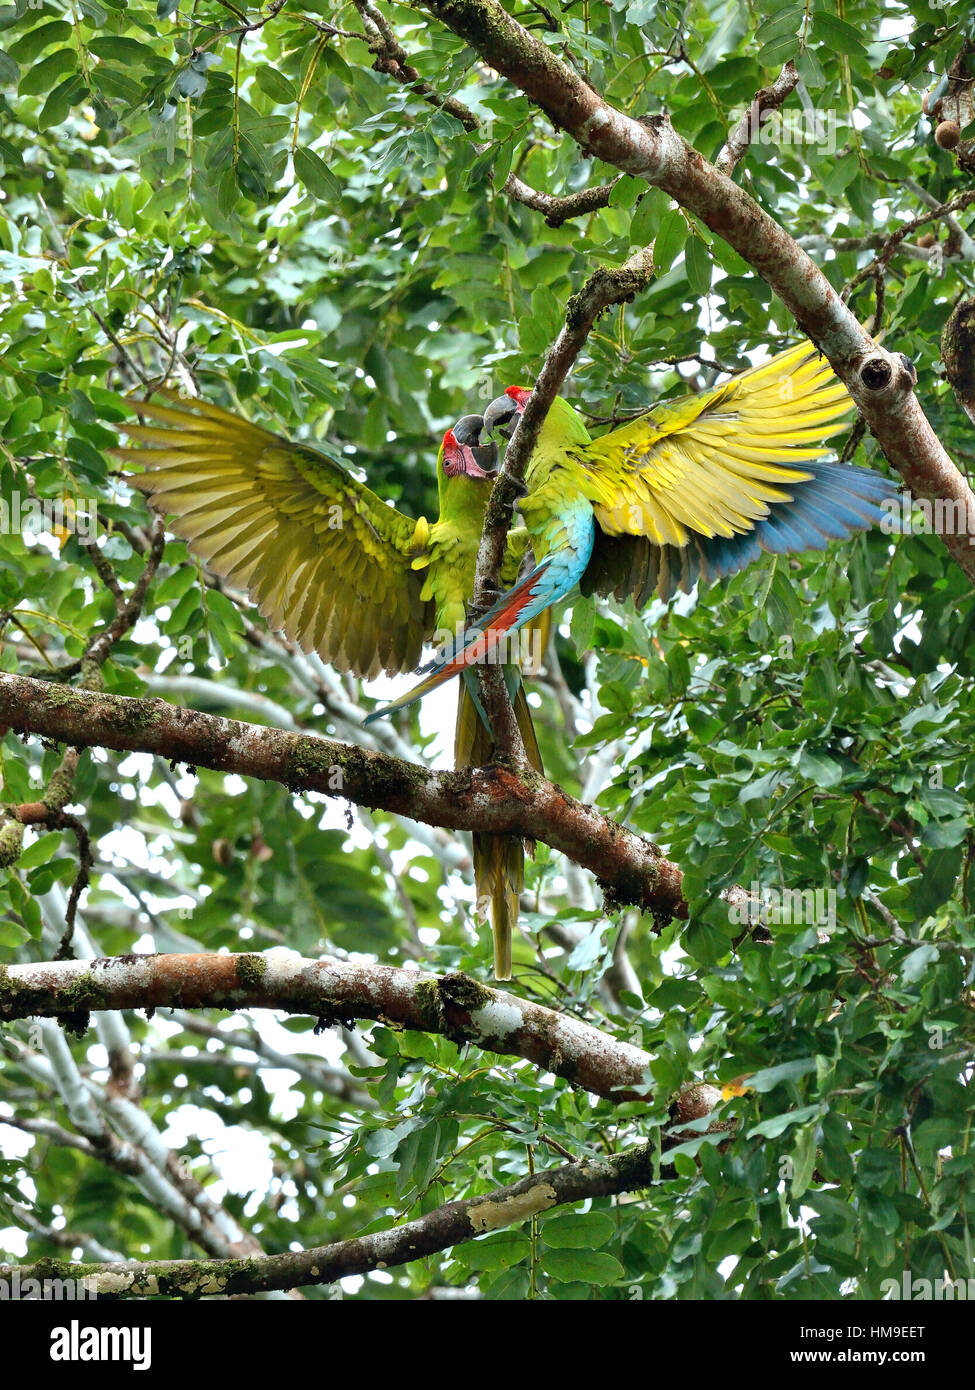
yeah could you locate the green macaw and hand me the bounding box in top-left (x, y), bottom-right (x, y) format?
top-left (113, 397), bottom-right (543, 980)
top-left (366, 343), bottom-right (898, 709)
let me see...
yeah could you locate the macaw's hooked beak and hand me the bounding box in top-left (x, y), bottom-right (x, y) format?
top-left (483, 387), bottom-right (531, 439)
top-left (442, 414), bottom-right (499, 479)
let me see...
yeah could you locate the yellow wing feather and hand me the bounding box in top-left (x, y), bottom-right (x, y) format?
top-left (113, 393), bottom-right (435, 678)
top-left (578, 343), bottom-right (853, 547)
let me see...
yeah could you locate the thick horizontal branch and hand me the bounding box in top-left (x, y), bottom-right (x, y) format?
top-left (2, 1138), bottom-right (663, 1297)
top-left (0, 674), bottom-right (687, 919)
top-left (0, 952), bottom-right (654, 1101)
top-left (420, 0), bottom-right (975, 585)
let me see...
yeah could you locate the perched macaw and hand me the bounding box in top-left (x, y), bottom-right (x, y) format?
top-left (368, 343), bottom-right (898, 706)
top-left (113, 397), bottom-right (542, 980)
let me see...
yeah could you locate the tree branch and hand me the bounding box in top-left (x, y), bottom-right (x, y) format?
top-left (1, 1136), bottom-right (670, 1297)
top-left (714, 61), bottom-right (800, 176)
top-left (0, 953), bottom-right (655, 1101)
top-left (3, 1033), bottom-right (265, 1259)
top-left (0, 676), bottom-right (685, 914)
top-left (503, 173), bottom-right (620, 226)
top-left (352, 0), bottom-right (480, 129)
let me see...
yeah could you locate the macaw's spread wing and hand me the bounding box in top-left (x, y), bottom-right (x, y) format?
top-left (576, 343), bottom-right (895, 604)
top-left (580, 457), bottom-right (894, 606)
top-left (578, 343), bottom-right (854, 547)
top-left (114, 394), bottom-right (434, 677)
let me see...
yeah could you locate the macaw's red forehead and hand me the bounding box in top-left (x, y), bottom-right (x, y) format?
top-left (443, 428), bottom-right (458, 448)
top-left (505, 386), bottom-right (531, 406)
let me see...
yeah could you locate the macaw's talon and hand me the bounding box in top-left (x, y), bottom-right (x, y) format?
top-left (504, 474), bottom-right (530, 500)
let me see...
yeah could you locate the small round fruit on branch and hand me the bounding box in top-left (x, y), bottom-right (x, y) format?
top-left (922, 89), bottom-right (944, 120)
top-left (935, 120), bottom-right (962, 150)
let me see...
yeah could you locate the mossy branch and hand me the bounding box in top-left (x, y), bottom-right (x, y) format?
top-left (0, 673), bottom-right (689, 921)
top-left (0, 953), bottom-right (657, 1100)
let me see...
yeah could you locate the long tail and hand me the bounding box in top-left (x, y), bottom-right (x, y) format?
top-left (457, 669), bottom-right (543, 981)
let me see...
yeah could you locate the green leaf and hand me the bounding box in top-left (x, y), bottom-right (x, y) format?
top-left (609, 176), bottom-right (642, 210)
top-left (900, 944), bottom-right (939, 985)
top-left (746, 1059), bottom-right (817, 1092)
top-left (798, 746), bottom-right (844, 788)
top-left (569, 597), bottom-right (595, 654)
top-left (7, 19), bottom-right (72, 63)
top-left (87, 37), bottom-right (160, 67)
top-left (176, 65), bottom-right (207, 99)
top-left (629, 186), bottom-right (668, 245)
top-left (812, 12), bottom-right (868, 58)
top-left (452, 1232), bottom-right (529, 1272)
top-left (796, 48), bottom-right (826, 89)
top-left (37, 72), bottom-right (86, 129)
top-left (748, 1103), bottom-right (822, 1139)
top-left (254, 64), bottom-right (297, 104)
top-left (293, 145), bottom-right (341, 203)
top-left (652, 209), bottom-right (685, 273)
top-left (0, 919), bottom-right (30, 946)
top-left (16, 833), bottom-right (62, 870)
top-left (685, 234), bottom-right (712, 296)
top-left (541, 1211), bottom-right (615, 1249)
top-left (18, 47), bottom-right (77, 97)
top-left (909, 846), bottom-right (962, 915)
top-left (542, 1248), bottom-right (625, 1285)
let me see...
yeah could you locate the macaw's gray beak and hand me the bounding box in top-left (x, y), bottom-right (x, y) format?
top-left (483, 394), bottom-right (521, 439)
top-left (444, 414), bottom-right (499, 478)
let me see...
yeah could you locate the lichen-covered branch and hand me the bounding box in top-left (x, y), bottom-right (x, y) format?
top-left (0, 953), bottom-right (655, 1101)
top-left (0, 1138), bottom-right (664, 1297)
top-left (0, 675), bottom-right (688, 920)
top-left (503, 173), bottom-right (620, 225)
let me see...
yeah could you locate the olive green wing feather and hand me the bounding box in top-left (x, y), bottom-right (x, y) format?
top-left (113, 394), bottom-right (434, 678)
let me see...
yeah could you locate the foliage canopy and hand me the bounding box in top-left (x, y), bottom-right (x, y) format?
top-left (1, 0), bottom-right (975, 1302)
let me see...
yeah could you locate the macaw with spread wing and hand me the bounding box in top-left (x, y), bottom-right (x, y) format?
top-left (366, 343), bottom-right (897, 710)
top-left (114, 397), bottom-right (544, 980)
